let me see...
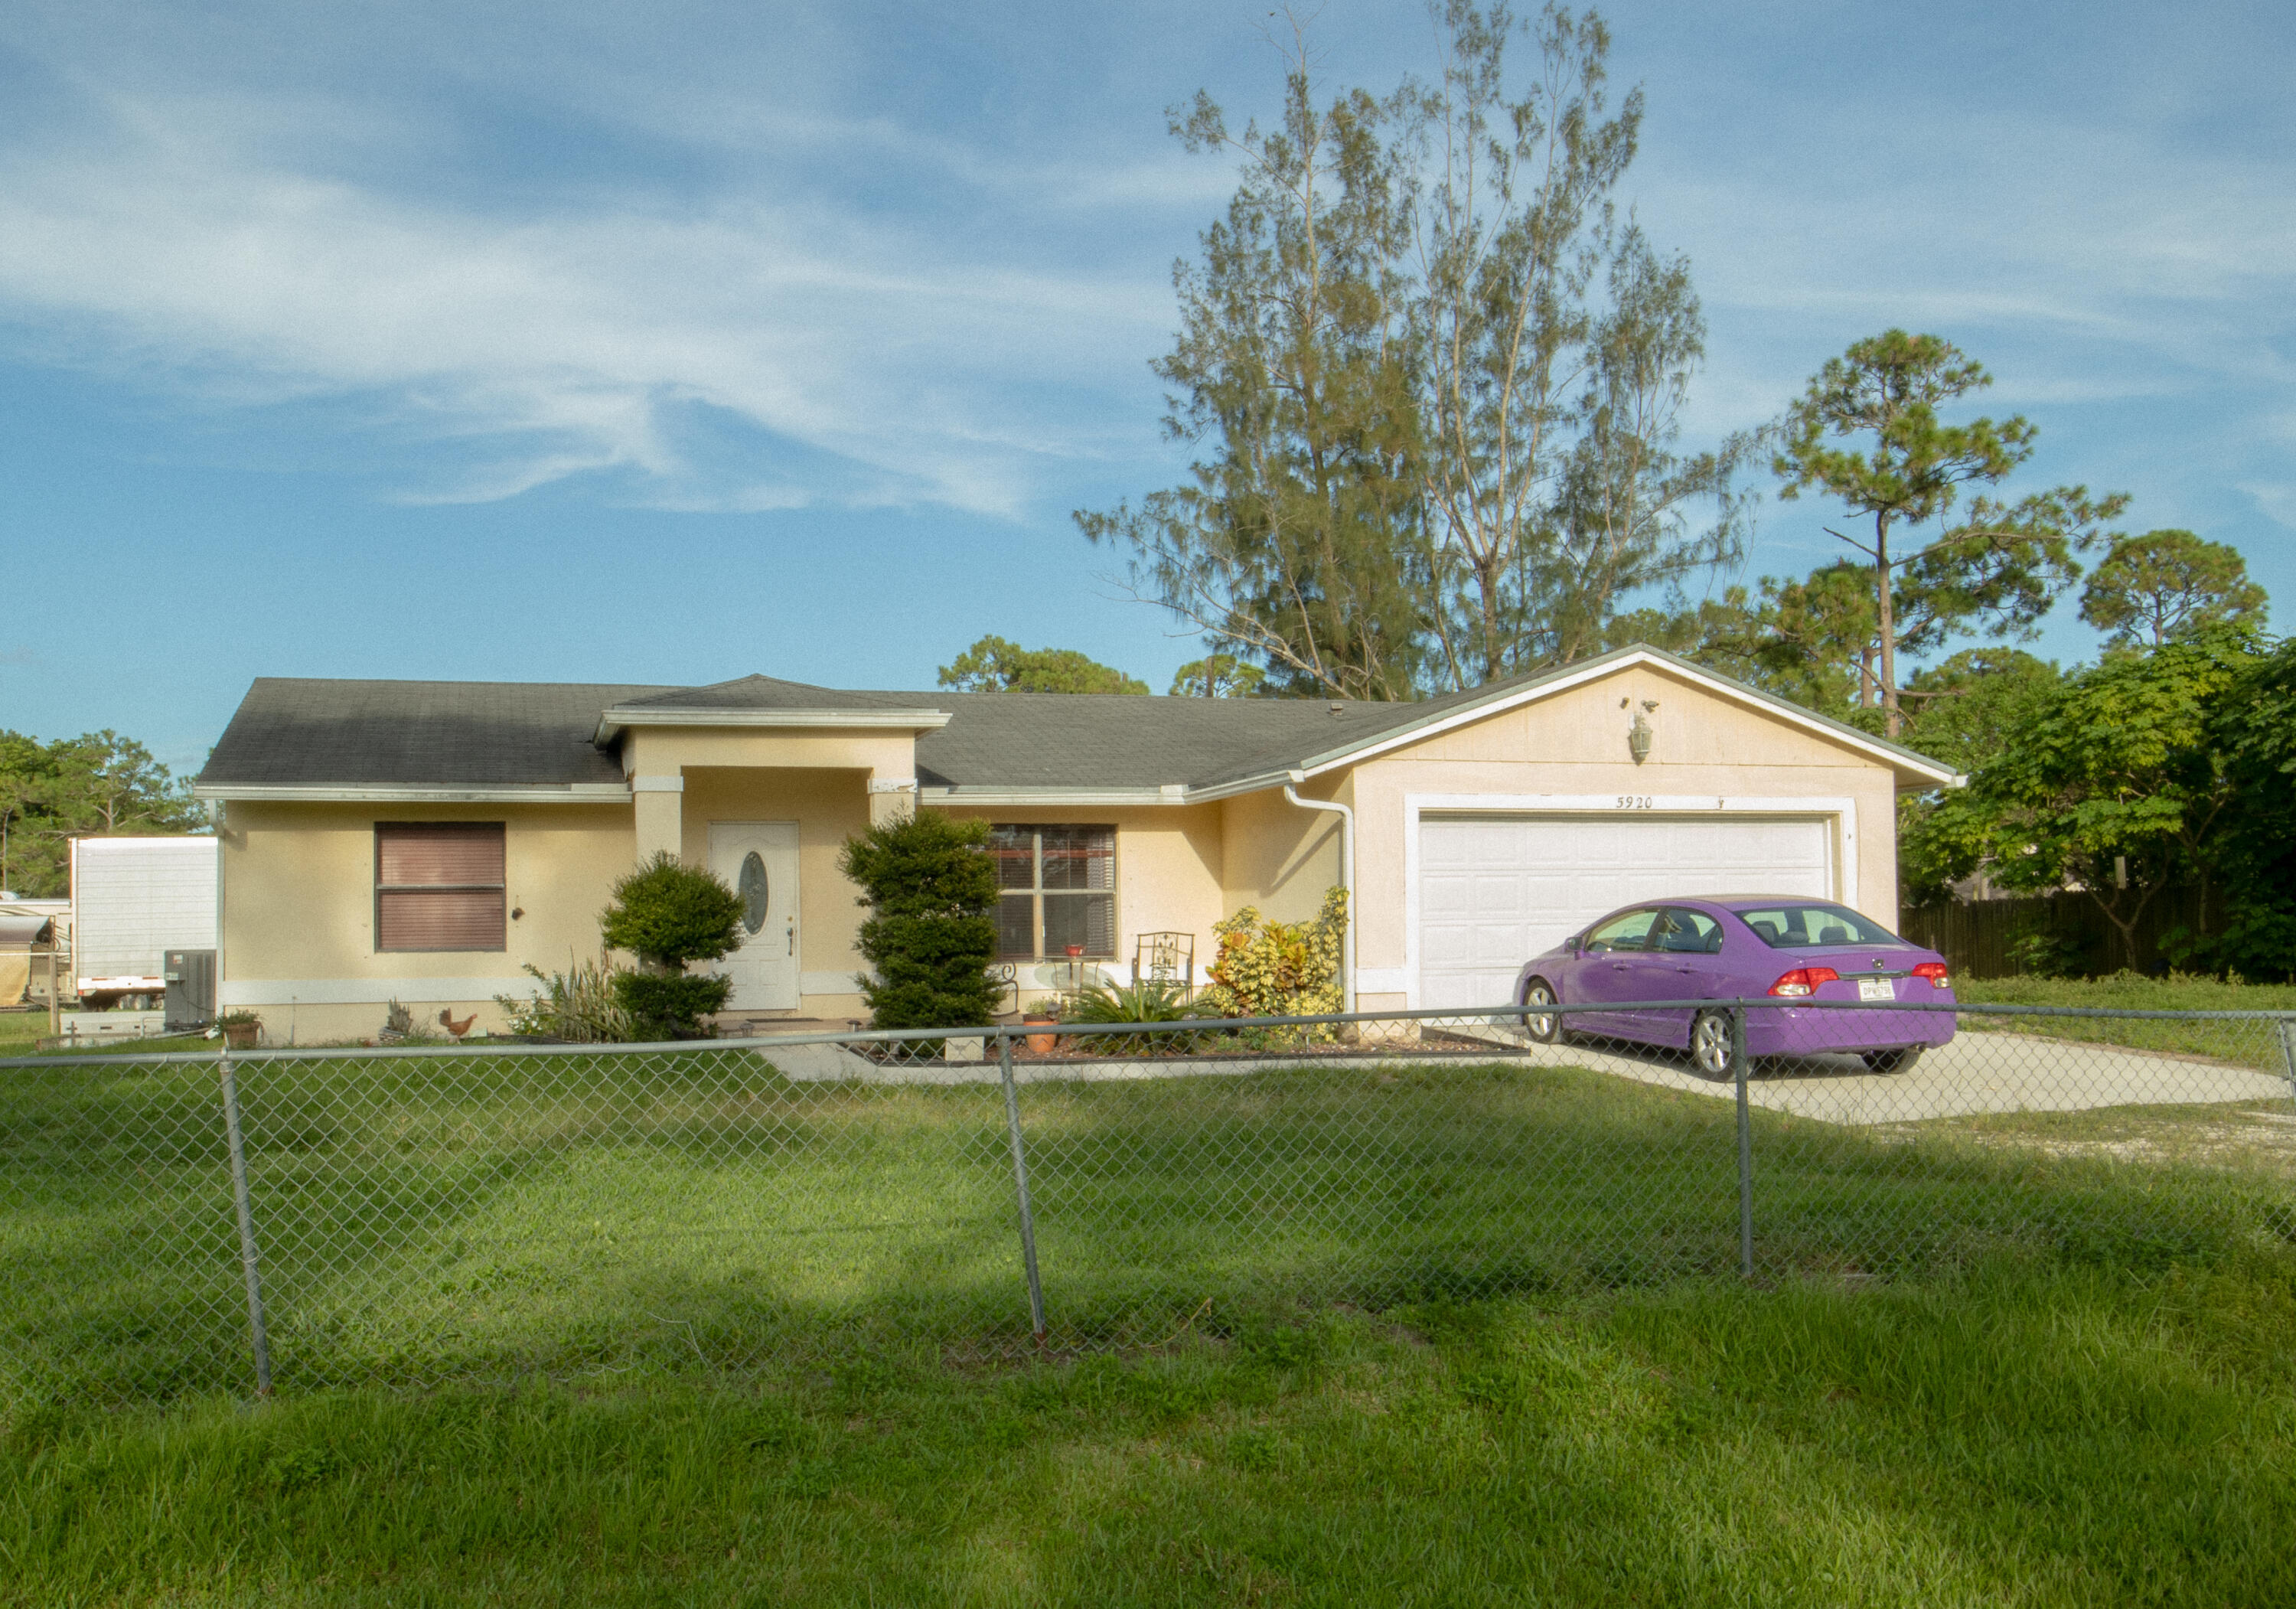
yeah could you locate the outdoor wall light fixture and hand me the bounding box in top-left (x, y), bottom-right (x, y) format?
top-left (1623, 697), bottom-right (1658, 764)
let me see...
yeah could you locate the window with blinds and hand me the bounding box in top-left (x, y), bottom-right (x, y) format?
top-left (375, 823), bottom-right (506, 951)
top-left (988, 824), bottom-right (1115, 960)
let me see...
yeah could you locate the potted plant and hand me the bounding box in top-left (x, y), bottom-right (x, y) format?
top-left (219, 1010), bottom-right (263, 1050)
top-left (1022, 1000), bottom-right (1060, 1056)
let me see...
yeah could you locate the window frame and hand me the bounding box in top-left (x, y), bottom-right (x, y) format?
top-left (373, 821), bottom-right (508, 954)
top-left (988, 824), bottom-right (1117, 962)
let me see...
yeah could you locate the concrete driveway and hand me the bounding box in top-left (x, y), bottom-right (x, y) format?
top-left (1499, 1029), bottom-right (2294, 1123)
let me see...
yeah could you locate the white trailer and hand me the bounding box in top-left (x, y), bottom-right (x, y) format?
top-left (70, 837), bottom-right (218, 1010)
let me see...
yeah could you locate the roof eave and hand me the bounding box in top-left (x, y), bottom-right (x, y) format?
top-left (918, 785), bottom-right (1189, 808)
top-left (594, 707), bottom-right (954, 743)
top-left (194, 782), bottom-right (636, 804)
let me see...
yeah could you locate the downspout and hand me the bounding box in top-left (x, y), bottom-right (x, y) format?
top-left (1283, 772), bottom-right (1355, 1014)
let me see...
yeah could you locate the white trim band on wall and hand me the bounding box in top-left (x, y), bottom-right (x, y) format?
top-left (630, 775), bottom-right (686, 793)
top-left (223, 979), bottom-right (537, 1007)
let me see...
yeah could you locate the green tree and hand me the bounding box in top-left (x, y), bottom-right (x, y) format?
top-left (598, 853), bottom-right (744, 1037)
top-left (1891, 649), bottom-right (2064, 907)
top-left (0, 729), bottom-right (206, 897)
top-left (2079, 529), bottom-right (2268, 648)
top-left (1773, 330), bottom-right (2127, 736)
top-left (1956, 629), bottom-right (2258, 969)
top-left (1169, 653), bottom-right (1267, 697)
top-left (936, 636), bottom-right (1149, 695)
top-left (2206, 635), bottom-right (2296, 977)
top-left (839, 812), bottom-right (1003, 1031)
top-left (1411, 7), bottom-right (1753, 684)
top-left (1081, 3), bottom-right (1746, 700)
top-left (1078, 12), bottom-right (1431, 700)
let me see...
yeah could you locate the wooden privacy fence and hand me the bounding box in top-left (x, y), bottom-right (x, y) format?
top-left (1900, 886), bottom-right (2220, 980)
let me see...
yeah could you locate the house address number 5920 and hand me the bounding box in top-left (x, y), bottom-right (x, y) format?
top-left (1616, 795), bottom-right (1653, 810)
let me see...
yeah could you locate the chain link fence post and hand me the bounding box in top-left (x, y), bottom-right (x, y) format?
top-left (2277, 1015), bottom-right (2296, 1113)
top-left (996, 1029), bottom-right (1048, 1348)
top-left (1732, 1000), bottom-right (1753, 1281)
top-left (217, 1048), bottom-right (274, 1397)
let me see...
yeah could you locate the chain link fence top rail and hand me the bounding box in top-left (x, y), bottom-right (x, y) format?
top-left (4, 1000), bottom-right (2293, 1408)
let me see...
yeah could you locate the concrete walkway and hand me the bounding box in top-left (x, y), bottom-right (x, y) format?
top-left (755, 1026), bottom-right (2295, 1125)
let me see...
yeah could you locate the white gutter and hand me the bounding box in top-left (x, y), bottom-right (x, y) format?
top-left (1282, 772), bottom-right (1355, 1014)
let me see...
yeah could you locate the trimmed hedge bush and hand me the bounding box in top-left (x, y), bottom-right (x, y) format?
top-left (599, 852), bottom-right (745, 1038)
top-left (839, 813), bottom-right (1003, 1030)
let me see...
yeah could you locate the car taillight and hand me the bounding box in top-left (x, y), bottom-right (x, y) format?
top-left (1913, 961), bottom-right (1951, 988)
top-left (1768, 966), bottom-right (1840, 997)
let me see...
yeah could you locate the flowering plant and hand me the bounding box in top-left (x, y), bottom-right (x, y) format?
top-left (1203, 886), bottom-right (1349, 1030)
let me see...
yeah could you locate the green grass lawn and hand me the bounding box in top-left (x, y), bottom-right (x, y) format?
top-left (1955, 974), bottom-right (2296, 1066)
top-left (8, 1045), bottom-right (2296, 1601)
top-left (5, 1255), bottom-right (2295, 1606)
top-left (5, 1049), bottom-right (2289, 1409)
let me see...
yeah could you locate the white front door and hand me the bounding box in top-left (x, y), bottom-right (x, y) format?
top-left (1416, 814), bottom-right (1834, 1010)
top-left (707, 822), bottom-right (801, 1011)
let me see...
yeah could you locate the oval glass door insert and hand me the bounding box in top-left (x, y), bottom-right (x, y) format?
top-left (737, 851), bottom-right (769, 935)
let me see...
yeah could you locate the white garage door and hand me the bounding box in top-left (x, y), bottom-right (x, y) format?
top-left (1416, 814), bottom-right (1834, 1010)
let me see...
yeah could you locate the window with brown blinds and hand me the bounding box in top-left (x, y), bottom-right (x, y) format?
top-left (375, 823), bottom-right (506, 951)
top-left (987, 824), bottom-right (1115, 960)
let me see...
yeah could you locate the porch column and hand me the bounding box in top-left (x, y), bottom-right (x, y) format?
top-left (867, 775), bottom-right (917, 828)
top-left (631, 774), bottom-right (684, 863)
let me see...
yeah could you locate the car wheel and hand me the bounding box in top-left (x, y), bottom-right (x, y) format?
top-left (1861, 1046), bottom-right (1923, 1075)
top-left (1519, 979), bottom-right (1561, 1043)
top-left (1690, 1009), bottom-right (1737, 1078)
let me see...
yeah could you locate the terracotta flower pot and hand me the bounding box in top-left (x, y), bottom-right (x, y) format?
top-left (223, 1023), bottom-right (259, 1050)
top-left (1022, 1014), bottom-right (1058, 1056)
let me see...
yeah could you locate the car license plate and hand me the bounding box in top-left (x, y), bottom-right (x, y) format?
top-left (1858, 977), bottom-right (1896, 1003)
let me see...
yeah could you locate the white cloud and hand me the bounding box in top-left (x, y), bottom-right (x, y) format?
top-left (0, 88), bottom-right (1179, 515)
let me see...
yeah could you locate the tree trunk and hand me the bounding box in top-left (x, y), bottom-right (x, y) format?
top-left (1874, 513), bottom-right (1900, 738)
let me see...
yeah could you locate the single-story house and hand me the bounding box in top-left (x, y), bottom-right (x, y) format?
top-left (192, 644), bottom-right (1958, 1040)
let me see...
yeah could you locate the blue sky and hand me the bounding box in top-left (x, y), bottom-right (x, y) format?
top-left (2, 0), bottom-right (2289, 771)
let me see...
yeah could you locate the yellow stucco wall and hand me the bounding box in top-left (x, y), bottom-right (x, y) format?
top-left (1216, 786), bottom-right (1342, 925)
top-left (218, 799), bottom-right (634, 1041)
top-left (622, 727), bottom-right (917, 778)
top-left (1339, 661), bottom-right (1902, 1007)
top-left (934, 802), bottom-right (1225, 1003)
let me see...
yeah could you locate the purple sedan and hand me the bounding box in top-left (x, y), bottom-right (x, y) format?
top-left (1510, 897), bottom-right (1957, 1076)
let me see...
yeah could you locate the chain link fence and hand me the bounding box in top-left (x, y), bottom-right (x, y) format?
top-left (5, 1000), bottom-right (2294, 1407)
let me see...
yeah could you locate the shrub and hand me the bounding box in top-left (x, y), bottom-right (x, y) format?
top-left (1057, 979), bottom-right (1202, 1023)
top-left (615, 974), bottom-right (732, 1041)
top-left (598, 853), bottom-right (745, 1037)
top-left (600, 852), bottom-right (745, 968)
top-left (496, 953), bottom-right (634, 1043)
top-left (1204, 886), bottom-right (1349, 1023)
top-left (838, 813), bottom-right (1003, 1030)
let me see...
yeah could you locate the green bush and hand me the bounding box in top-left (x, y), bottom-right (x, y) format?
top-left (1204, 886), bottom-right (1349, 1023)
top-left (599, 852), bottom-right (745, 968)
top-left (615, 973), bottom-right (733, 1041)
top-left (838, 813), bottom-right (1002, 1030)
top-left (598, 853), bottom-right (745, 1038)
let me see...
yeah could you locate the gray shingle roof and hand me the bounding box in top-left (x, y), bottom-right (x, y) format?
top-left (196, 647), bottom-right (1955, 793)
top-left (201, 679), bottom-right (669, 788)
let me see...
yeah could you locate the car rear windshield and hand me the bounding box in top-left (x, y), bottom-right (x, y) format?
top-left (1733, 902), bottom-right (1903, 949)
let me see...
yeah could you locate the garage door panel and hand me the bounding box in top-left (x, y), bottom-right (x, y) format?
top-left (1417, 814), bottom-right (1831, 1010)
